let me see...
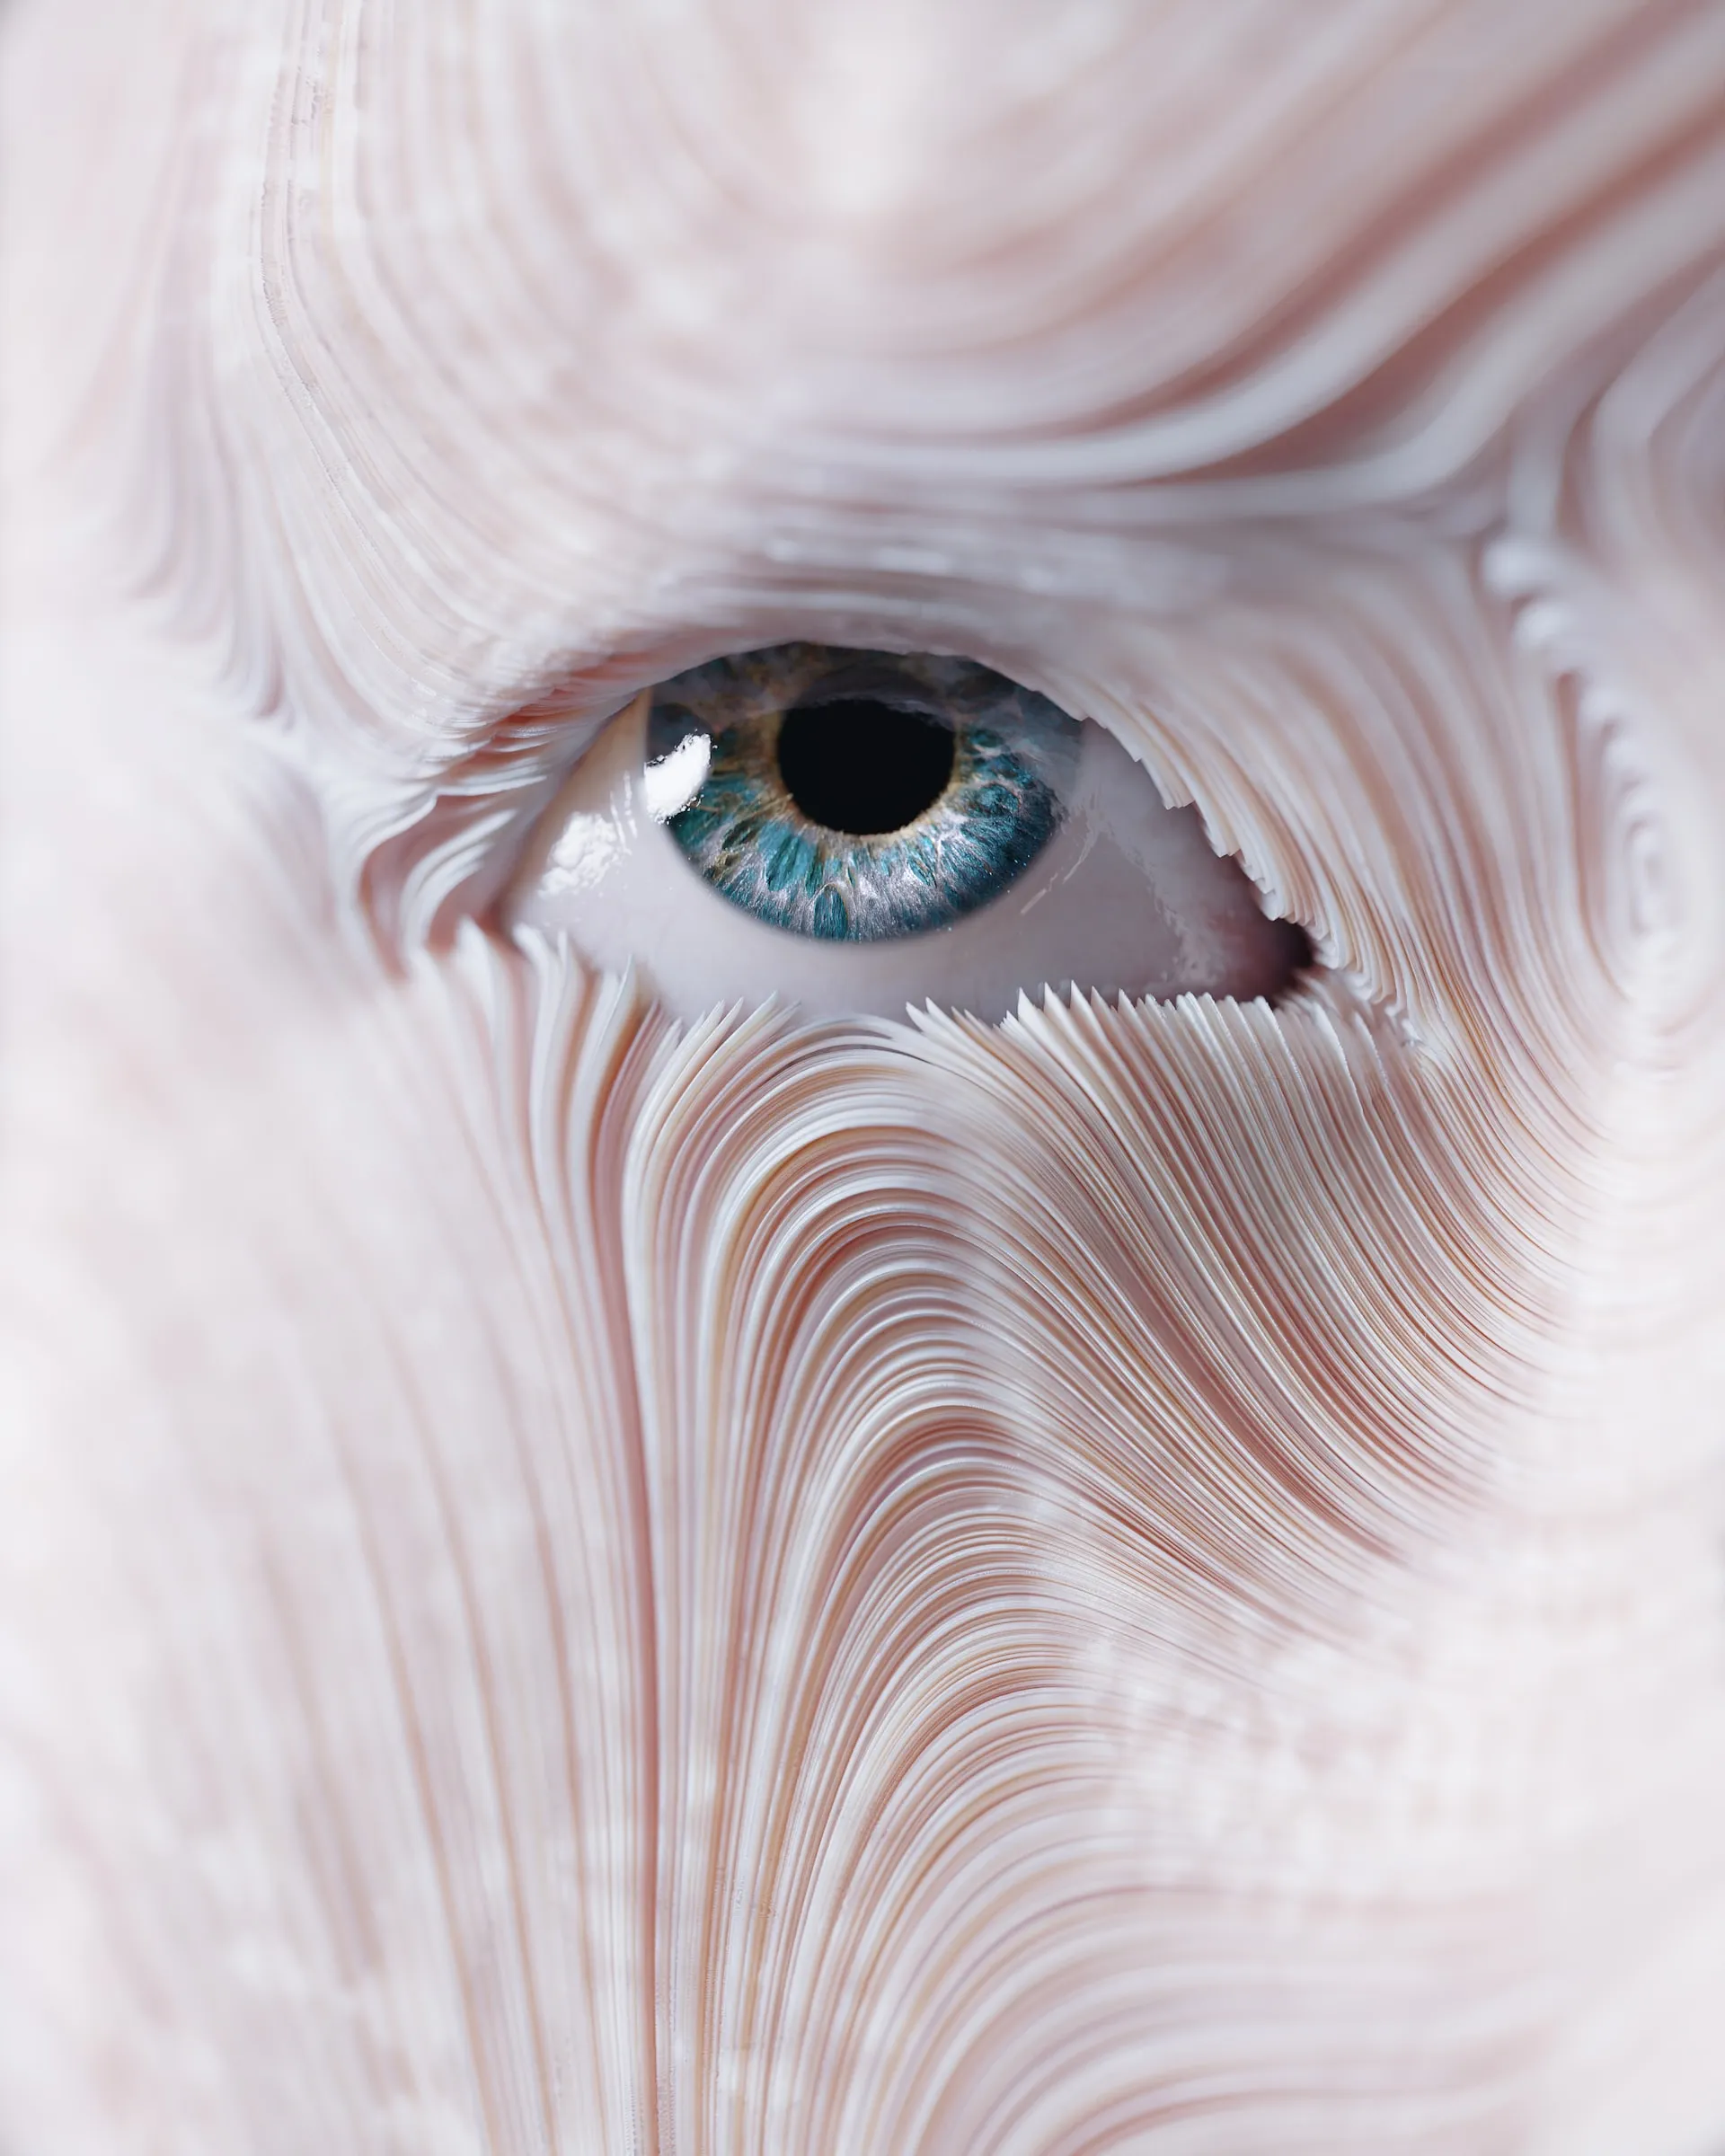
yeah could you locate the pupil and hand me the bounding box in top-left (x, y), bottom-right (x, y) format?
top-left (776, 698), bottom-right (957, 835)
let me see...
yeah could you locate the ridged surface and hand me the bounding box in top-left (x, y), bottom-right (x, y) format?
top-left (4, 2), bottom-right (1725, 2151)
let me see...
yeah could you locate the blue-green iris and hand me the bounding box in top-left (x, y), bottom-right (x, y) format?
top-left (646, 645), bottom-right (1082, 942)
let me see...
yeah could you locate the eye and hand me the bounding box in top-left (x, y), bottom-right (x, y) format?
top-left (508, 643), bottom-right (1309, 1023)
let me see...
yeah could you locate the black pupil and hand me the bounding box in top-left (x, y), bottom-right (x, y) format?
top-left (776, 698), bottom-right (956, 835)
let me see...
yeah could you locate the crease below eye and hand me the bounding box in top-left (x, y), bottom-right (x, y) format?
top-left (506, 653), bottom-right (1312, 1024)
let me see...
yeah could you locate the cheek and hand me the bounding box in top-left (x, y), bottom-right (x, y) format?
top-left (270, 914), bottom-right (1561, 2149)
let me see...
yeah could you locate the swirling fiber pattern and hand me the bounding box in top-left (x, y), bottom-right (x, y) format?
top-left (4, 2), bottom-right (1725, 2152)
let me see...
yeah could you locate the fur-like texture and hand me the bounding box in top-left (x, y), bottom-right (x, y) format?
top-left (4, 3), bottom-right (1725, 2150)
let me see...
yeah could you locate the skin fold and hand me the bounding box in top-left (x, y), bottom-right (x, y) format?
top-left (4, 2), bottom-right (1725, 2151)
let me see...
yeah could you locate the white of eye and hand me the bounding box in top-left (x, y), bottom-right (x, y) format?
top-left (508, 690), bottom-right (1306, 1023)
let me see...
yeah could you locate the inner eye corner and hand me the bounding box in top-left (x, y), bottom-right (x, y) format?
top-left (1259, 911), bottom-right (1320, 1004)
top-left (1203, 841), bottom-right (1318, 1004)
top-left (1066, 720), bottom-right (1322, 998)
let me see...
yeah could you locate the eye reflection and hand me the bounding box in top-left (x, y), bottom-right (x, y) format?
top-left (509, 642), bottom-right (1312, 1024)
top-left (645, 647), bottom-right (1081, 942)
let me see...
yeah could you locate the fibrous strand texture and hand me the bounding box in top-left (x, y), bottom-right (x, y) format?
top-left (4, 2), bottom-right (1725, 2152)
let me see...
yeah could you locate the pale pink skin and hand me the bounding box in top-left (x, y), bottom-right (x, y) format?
top-left (4, 4), bottom-right (1725, 2152)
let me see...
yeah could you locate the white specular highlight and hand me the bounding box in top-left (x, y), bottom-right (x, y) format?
top-left (641, 725), bottom-right (713, 825)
